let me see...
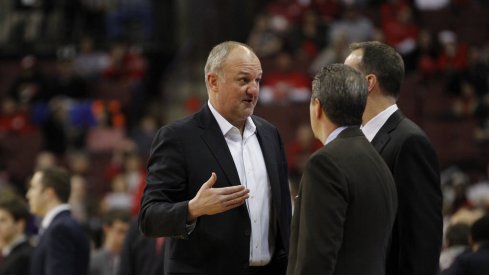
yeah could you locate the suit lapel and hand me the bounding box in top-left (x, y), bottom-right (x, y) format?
top-left (198, 106), bottom-right (241, 187)
top-left (371, 110), bottom-right (404, 152)
top-left (254, 118), bottom-right (281, 211)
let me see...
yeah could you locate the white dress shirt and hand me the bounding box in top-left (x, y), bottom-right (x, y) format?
top-left (324, 126), bottom-right (349, 145)
top-left (41, 204), bottom-right (71, 231)
top-left (208, 101), bottom-right (272, 266)
top-left (361, 104), bottom-right (398, 142)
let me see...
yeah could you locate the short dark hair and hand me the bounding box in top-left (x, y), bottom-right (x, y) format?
top-left (102, 209), bottom-right (132, 226)
top-left (445, 223), bottom-right (470, 247)
top-left (0, 194), bottom-right (30, 223)
top-left (471, 214), bottom-right (489, 243)
top-left (38, 167), bottom-right (71, 203)
top-left (349, 41), bottom-right (404, 99)
top-left (312, 64), bottom-right (368, 126)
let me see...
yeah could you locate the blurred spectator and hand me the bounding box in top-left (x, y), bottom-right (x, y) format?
top-left (380, 0), bottom-right (412, 22)
top-left (414, 0), bottom-right (450, 10)
top-left (442, 214), bottom-right (489, 275)
top-left (309, 31), bottom-right (350, 75)
top-left (451, 81), bottom-right (479, 118)
top-left (40, 99), bottom-right (70, 155)
top-left (464, 46), bottom-right (489, 96)
top-left (0, 0), bottom-right (43, 46)
top-left (247, 13), bottom-right (284, 59)
top-left (118, 219), bottom-right (164, 275)
top-left (34, 151), bottom-right (58, 171)
top-left (102, 40), bottom-right (146, 82)
top-left (102, 40), bottom-right (147, 123)
top-left (86, 100), bottom-right (126, 153)
top-left (122, 152), bottom-right (144, 193)
top-left (466, 181), bottom-right (489, 210)
top-left (266, 0), bottom-right (305, 27)
top-left (79, 0), bottom-right (110, 43)
top-left (102, 139), bottom-right (137, 185)
top-left (89, 209), bottom-right (131, 275)
top-left (286, 123), bottom-right (322, 185)
top-left (437, 30), bottom-right (469, 96)
top-left (381, 4), bottom-right (419, 57)
top-left (410, 29), bottom-right (440, 76)
top-left (260, 51), bottom-right (311, 104)
top-left (69, 175), bottom-right (88, 225)
top-left (130, 174), bottom-right (145, 216)
top-left (105, 0), bottom-right (154, 41)
top-left (67, 151), bottom-right (90, 177)
top-left (41, 0), bottom-right (81, 43)
top-left (439, 223), bottom-right (470, 272)
top-left (47, 50), bottom-right (89, 101)
top-left (73, 36), bottom-right (110, 80)
top-left (329, 5), bottom-right (374, 45)
top-left (0, 97), bottom-right (34, 135)
top-left (8, 55), bottom-right (49, 107)
top-left (288, 10), bottom-right (328, 59)
top-left (130, 114), bottom-right (158, 158)
top-left (450, 207), bottom-right (485, 226)
top-left (100, 174), bottom-right (132, 213)
top-left (0, 194), bottom-right (33, 275)
top-left (26, 167), bottom-right (90, 275)
top-left (474, 94), bottom-right (489, 141)
top-left (309, 0), bottom-right (342, 22)
top-left (444, 171), bottom-right (471, 215)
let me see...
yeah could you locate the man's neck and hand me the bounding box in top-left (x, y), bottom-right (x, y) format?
top-left (362, 96), bottom-right (396, 125)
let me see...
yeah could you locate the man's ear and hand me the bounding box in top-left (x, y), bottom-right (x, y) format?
top-left (208, 73), bottom-right (219, 92)
top-left (312, 98), bottom-right (322, 119)
top-left (43, 187), bottom-right (56, 201)
top-left (366, 74), bottom-right (377, 93)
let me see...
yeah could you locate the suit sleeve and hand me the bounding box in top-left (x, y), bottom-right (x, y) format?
top-left (290, 153), bottom-right (348, 275)
top-left (394, 134), bottom-right (442, 275)
top-left (138, 126), bottom-right (190, 238)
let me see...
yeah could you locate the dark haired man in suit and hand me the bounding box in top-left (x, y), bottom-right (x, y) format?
top-left (287, 64), bottom-right (397, 275)
top-left (345, 41), bottom-right (443, 275)
top-left (26, 167), bottom-right (90, 275)
top-left (0, 194), bottom-right (33, 275)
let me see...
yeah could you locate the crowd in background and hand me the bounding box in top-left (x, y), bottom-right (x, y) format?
top-left (1, 0), bottom-right (489, 274)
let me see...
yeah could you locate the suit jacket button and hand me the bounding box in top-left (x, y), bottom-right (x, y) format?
top-left (244, 229), bottom-right (251, 236)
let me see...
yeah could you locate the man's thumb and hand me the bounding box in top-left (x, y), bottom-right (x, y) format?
top-left (204, 172), bottom-right (217, 188)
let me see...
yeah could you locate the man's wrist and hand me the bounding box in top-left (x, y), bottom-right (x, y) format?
top-left (187, 198), bottom-right (200, 222)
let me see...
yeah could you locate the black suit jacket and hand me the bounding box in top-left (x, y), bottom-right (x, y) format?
top-left (287, 127), bottom-right (397, 275)
top-left (441, 245), bottom-right (489, 275)
top-left (0, 240), bottom-right (33, 275)
top-left (371, 110), bottom-right (443, 275)
top-left (30, 210), bottom-right (90, 275)
top-left (139, 105), bottom-right (291, 275)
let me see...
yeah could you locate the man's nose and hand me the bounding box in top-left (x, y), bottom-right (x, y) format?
top-left (247, 81), bottom-right (259, 96)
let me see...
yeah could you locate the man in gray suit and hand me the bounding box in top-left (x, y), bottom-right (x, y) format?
top-left (89, 210), bottom-right (131, 275)
top-left (287, 64), bottom-right (397, 275)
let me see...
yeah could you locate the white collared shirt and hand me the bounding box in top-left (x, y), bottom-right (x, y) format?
top-left (324, 126), bottom-right (349, 145)
top-left (361, 104), bottom-right (398, 142)
top-left (41, 204), bottom-right (71, 231)
top-left (208, 101), bottom-right (272, 266)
